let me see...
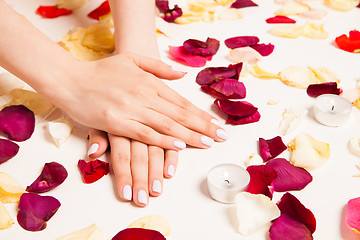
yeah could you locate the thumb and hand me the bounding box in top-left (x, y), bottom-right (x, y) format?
top-left (129, 54), bottom-right (187, 80)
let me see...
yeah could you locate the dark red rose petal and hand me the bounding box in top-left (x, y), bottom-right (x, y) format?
top-left (231, 0), bottom-right (258, 8)
top-left (196, 63), bottom-right (243, 85)
top-left (36, 6), bottom-right (72, 18)
top-left (112, 228), bottom-right (166, 240)
top-left (266, 158), bottom-right (312, 192)
top-left (26, 162), bottom-right (68, 193)
top-left (162, 5), bottom-right (182, 22)
top-left (251, 43), bottom-right (275, 56)
top-left (183, 38), bottom-right (220, 57)
top-left (246, 165), bottom-right (277, 199)
top-left (277, 193), bottom-right (317, 233)
top-left (269, 214), bottom-right (313, 240)
top-left (225, 36), bottom-right (260, 49)
top-left (306, 82), bottom-right (342, 98)
top-left (259, 136), bottom-right (287, 162)
top-left (78, 159), bottom-right (110, 184)
top-left (156, 0), bottom-right (169, 13)
top-left (17, 193), bottom-right (61, 231)
top-left (88, 1), bottom-right (110, 20)
top-left (214, 99), bottom-right (257, 117)
top-left (210, 79), bottom-right (246, 99)
top-left (0, 139), bottom-right (19, 164)
top-left (226, 110), bottom-right (261, 125)
top-left (169, 46), bottom-right (210, 67)
top-left (0, 105), bottom-right (35, 142)
top-left (266, 15), bottom-right (296, 24)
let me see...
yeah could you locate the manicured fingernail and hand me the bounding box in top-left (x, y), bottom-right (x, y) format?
top-left (174, 140), bottom-right (186, 150)
top-left (201, 135), bottom-right (214, 147)
top-left (171, 66), bottom-right (187, 73)
top-left (216, 129), bottom-right (229, 140)
top-left (87, 143), bottom-right (99, 156)
top-left (168, 165), bottom-right (175, 177)
top-left (138, 190), bottom-right (148, 205)
top-left (152, 180), bottom-right (162, 193)
top-left (123, 185), bottom-right (132, 201)
top-left (211, 118), bottom-right (222, 127)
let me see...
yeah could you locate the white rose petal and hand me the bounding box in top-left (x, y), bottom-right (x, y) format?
top-left (48, 116), bottom-right (73, 148)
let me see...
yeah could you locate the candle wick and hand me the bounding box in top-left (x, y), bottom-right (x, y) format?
top-left (225, 179), bottom-right (230, 185)
top-left (331, 105), bottom-right (334, 111)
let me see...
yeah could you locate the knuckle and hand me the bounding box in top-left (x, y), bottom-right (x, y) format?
top-left (112, 151), bottom-right (130, 164)
top-left (176, 108), bottom-right (191, 124)
top-left (136, 127), bottom-right (153, 142)
top-left (160, 118), bottom-right (175, 133)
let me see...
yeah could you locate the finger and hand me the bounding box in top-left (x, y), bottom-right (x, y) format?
top-left (163, 150), bottom-right (178, 179)
top-left (148, 146), bottom-right (164, 197)
top-left (108, 135), bottom-right (132, 202)
top-left (130, 140), bottom-right (149, 207)
top-left (88, 129), bottom-right (109, 159)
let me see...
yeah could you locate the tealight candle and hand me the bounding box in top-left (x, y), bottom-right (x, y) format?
top-left (313, 94), bottom-right (352, 127)
top-left (207, 163), bottom-right (250, 204)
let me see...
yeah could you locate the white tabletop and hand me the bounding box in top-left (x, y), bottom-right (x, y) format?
top-left (1, 0), bottom-right (360, 239)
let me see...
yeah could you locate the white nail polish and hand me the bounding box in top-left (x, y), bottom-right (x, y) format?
top-left (168, 165), bottom-right (175, 177)
top-left (138, 190), bottom-right (148, 205)
top-left (211, 118), bottom-right (222, 127)
top-left (216, 129), bottom-right (229, 140)
top-left (87, 143), bottom-right (99, 156)
top-left (171, 66), bottom-right (187, 73)
top-left (123, 185), bottom-right (132, 201)
top-left (201, 135), bottom-right (214, 147)
top-left (174, 140), bottom-right (186, 150)
top-left (152, 180), bottom-right (162, 193)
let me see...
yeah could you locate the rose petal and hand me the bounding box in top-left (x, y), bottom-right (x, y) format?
top-left (299, 8), bottom-right (327, 20)
top-left (17, 193), bottom-right (61, 231)
top-left (112, 228), bottom-right (166, 240)
top-left (274, 2), bottom-right (310, 15)
top-left (251, 43), bottom-right (275, 56)
top-left (0, 202), bottom-right (14, 229)
top-left (0, 139), bottom-right (19, 165)
top-left (78, 159), bottom-right (110, 184)
top-left (225, 36), bottom-right (260, 49)
top-left (48, 116), bottom-right (73, 148)
top-left (88, 1), bottom-right (110, 20)
top-left (266, 158), bottom-right (312, 192)
top-left (346, 197), bottom-right (360, 233)
top-left (183, 38), bottom-right (220, 57)
top-left (156, 0), bottom-right (169, 13)
top-left (168, 46), bottom-right (209, 67)
top-left (278, 66), bottom-right (318, 89)
top-left (229, 47), bottom-right (262, 64)
top-left (266, 15), bottom-right (296, 24)
top-left (0, 172), bottom-right (25, 203)
top-left (226, 110), bottom-right (261, 125)
top-left (246, 165), bottom-right (277, 199)
top-left (251, 65), bottom-right (279, 79)
top-left (26, 162), bottom-right (68, 193)
top-left (269, 214), bottom-right (313, 240)
top-left (56, 224), bottom-right (104, 240)
top-left (335, 30), bottom-right (360, 53)
top-left (36, 5), bottom-right (72, 18)
top-left (56, 0), bottom-right (87, 10)
top-left (308, 66), bottom-right (341, 84)
top-left (162, 5), bottom-right (183, 22)
top-left (270, 25), bottom-right (304, 38)
top-left (129, 215), bottom-right (171, 236)
top-left (302, 22), bottom-right (328, 39)
top-left (196, 63), bottom-right (243, 85)
top-left (0, 105), bottom-right (35, 142)
top-left (214, 99), bottom-right (257, 117)
top-left (209, 79), bottom-right (246, 99)
top-left (259, 136), bottom-right (287, 162)
top-left (231, 0), bottom-right (258, 8)
top-left (278, 107), bottom-right (306, 135)
top-left (324, 0), bottom-right (359, 11)
top-left (306, 82), bottom-right (341, 98)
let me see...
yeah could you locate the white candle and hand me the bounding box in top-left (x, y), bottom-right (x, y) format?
top-left (313, 94), bottom-right (352, 127)
top-left (207, 164), bottom-right (250, 204)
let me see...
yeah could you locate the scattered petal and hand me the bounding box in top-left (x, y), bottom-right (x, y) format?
top-left (229, 47), bottom-right (262, 64)
top-left (270, 25), bottom-right (304, 38)
top-left (56, 0), bottom-right (87, 10)
top-left (26, 162), bottom-right (68, 193)
top-left (299, 8), bottom-right (327, 20)
top-left (17, 193), bottom-right (61, 231)
top-left (99, 12), bottom-right (114, 28)
top-left (78, 159), bottom-right (110, 184)
top-left (306, 82), bottom-right (341, 98)
top-left (227, 110), bottom-right (261, 125)
top-left (36, 5), bottom-right (72, 18)
top-left (267, 99), bottom-right (280, 105)
top-left (214, 98), bottom-right (257, 117)
top-left (162, 5), bottom-right (183, 22)
top-left (225, 36), bottom-right (260, 49)
top-left (246, 165), bottom-right (277, 198)
top-left (0, 139), bottom-right (19, 165)
top-left (0, 202), bottom-right (14, 229)
top-left (48, 116), bottom-right (73, 148)
top-left (231, 0), bottom-right (258, 8)
top-left (275, 2), bottom-right (310, 15)
top-left (259, 136), bottom-right (287, 162)
top-left (183, 38), bottom-right (220, 57)
top-left (217, 8), bottom-right (243, 20)
top-left (112, 228), bottom-right (166, 240)
top-left (308, 66), bottom-right (341, 84)
top-left (0, 72), bottom-right (25, 96)
top-left (245, 153), bottom-right (264, 167)
top-left (324, 0), bottom-right (360, 11)
top-left (346, 197), bottom-right (360, 234)
top-left (288, 133), bottom-right (330, 170)
top-left (0, 172), bottom-right (25, 203)
top-left (0, 105), bottom-right (35, 142)
top-left (169, 46), bottom-right (209, 67)
top-left (278, 66), bottom-right (318, 89)
top-left (196, 63), bottom-right (243, 85)
top-left (251, 43), bottom-right (275, 56)
top-left (209, 79), bottom-right (246, 99)
top-left (235, 192), bottom-right (281, 235)
top-left (269, 214), bottom-right (313, 240)
top-left (251, 65), bottom-right (279, 79)
top-left (301, 22), bottom-right (328, 39)
top-left (266, 15), bottom-right (296, 24)
top-left (278, 107), bottom-right (306, 135)
top-left (129, 215), bottom-right (171, 237)
top-left (349, 134), bottom-right (360, 157)
top-left (335, 30), bottom-right (360, 53)
top-left (56, 224), bottom-right (104, 240)
top-left (156, 0), bottom-right (169, 13)
top-left (88, 1), bottom-right (110, 20)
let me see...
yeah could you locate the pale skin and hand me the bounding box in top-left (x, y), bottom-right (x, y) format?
top-left (0, 0), bottom-right (228, 207)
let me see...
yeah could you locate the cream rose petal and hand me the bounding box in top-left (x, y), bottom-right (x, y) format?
top-left (56, 0), bottom-right (87, 10)
top-left (0, 72), bottom-right (25, 96)
top-left (299, 8), bottom-right (327, 19)
top-left (235, 192), bottom-right (281, 236)
top-left (128, 215), bottom-right (171, 237)
top-left (0, 202), bottom-right (14, 230)
top-left (48, 116), bottom-right (73, 148)
top-left (56, 224), bottom-right (104, 240)
top-left (279, 107), bottom-right (307, 135)
top-left (278, 66), bottom-right (318, 88)
top-left (324, 0), bottom-right (360, 11)
top-left (99, 12), bottom-right (114, 28)
top-left (0, 172), bottom-right (25, 203)
top-left (251, 65), bottom-right (279, 79)
top-left (229, 47), bottom-right (262, 64)
top-left (301, 22), bottom-right (328, 39)
top-left (270, 25), bottom-right (304, 38)
top-left (349, 134), bottom-right (360, 157)
top-left (308, 66), bottom-right (341, 84)
top-left (275, 2), bottom-right (311, 15)
top-left (217, 8), bottom-right (243, 20)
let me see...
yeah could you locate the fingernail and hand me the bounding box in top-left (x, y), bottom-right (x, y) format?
top-left (201, 135), bottom-right (214, 147)
top-left (152, 180), bottom-right (162, 193)
top-left (174, 140), bottom-right (186, 150)
top-left (123, 185), bottom-right (132, 201)
top-left (168, 165), bottom-right (175, 177)
top-left (216, 129), bottom-right (229, 140)
top-left (87, 143), bottom-right (99, 156)
top-left (138, 190), bottom-right (148, 205)
top-left (171, 66), bottom-right (187, 73)
top-left (211, 118), bottom-right (222, 127)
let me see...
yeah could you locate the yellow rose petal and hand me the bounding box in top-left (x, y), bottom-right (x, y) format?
top-left (270, 25), bottom-right (304, 38)
top-left (0, 172), bottom-right (25, 203)
top-left (279, 66), bottom-right (318, 88)
top-left (99, 12), bottom-right (114, 28)
top-left (56, 0), bottom-right (87, 10)
top-left (56, 224), bottom-right (104, 240)
top-left (275, 2), bottom-right (311, 16)
top-left (215, 0), bottom-right (235, 6)
top-left (251, 65), bottom-right (279, 79)
top-left (217, 8), bottom-right (243, 20)
top-left (129, 215), bottom-right (171, 237)
top-left (324, 0), bottom-right (360, 11)
top-left (353, 98), bottom-right (360, 110)
top-left (308, 66), bottom-right (341, 84)
top-left (82, 24), bottom-right (114, 53)
top-left (302, 22), bottom-right (328, 39)
top-left (0, 202), bottom-right (14, 230)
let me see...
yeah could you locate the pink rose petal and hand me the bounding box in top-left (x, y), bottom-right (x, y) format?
top-left (225, 36), bottom-right (260, 49)
top-left (156, 0), bottom-right (169, 13)
top-left (0, 105), bottom-right (35, 142)
top-left (226, 110), bottom-right (261, 125)
top-left (269, 214), bottom-right (313, 240)
top-left (169, 46), bottom-right (209, 67)
top-left (306, 82), bottom-right (342, 98)
top-left (17, 193), bottom-right (61, 231)
top-left (346, 197), bottom-right (360, 233)
top-left (266, 15), bottom-right (296, 24)
top-left (209, 79), bottom-right (246, 99)
top-left (26, 162), bottom-right (68, 193)
top-left (231, 0), bottom-right (258, 8)
top-left (183, 38), bottom-right (220, 57)
top-left (246, 165), bottom-right (277, 199)
top-left (259, 136), bottom-right (287, 162)
top-left (196, 63), bottom-right (243, 85)
top-left (0, 139), bottom-right (19, 164)
top-left (78, 159), bottom-right (110, 184)
top-left (112, 228), bottom-right (166, 240)
top-left (251, 43), bottom-right (275, 56)
top-left (266, 158), bottom-right (312, 192)
top-left (214, 99), bottom-right (257, 117)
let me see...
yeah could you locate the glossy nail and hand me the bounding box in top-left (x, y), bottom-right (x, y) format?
top-left (168, 165), bottom-right (175, 177)
top-left (174, 140), bottom-right (186, 150)
top-left (201, 135), bottom-right (214, 147)
top-left (88, 143), bottom-right (99, 156)
top-left (171, 66), bottom-right (188, 73)
top-left (138, 190), bottom-right (148, 205)
top-left (216, 129), bottom-right (229, 140)
top-left (152, 180), bottom-right (162, 193)
top-left (123, 185), bottom-right (132, 201)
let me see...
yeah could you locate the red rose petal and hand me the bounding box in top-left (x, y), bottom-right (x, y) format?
top-left (246, 165), bottom-right (277, 199)
top-left (210, 79), bottom-right (246, 99)
top-left (196, 63), bottom-right (243, 85)
top-left (169, 46), bottom-right (210, 67)
top-left (269, 214), bottom-right (313, 240)
top-left (306, 82), bottom-right (342, 98)
top-left (214, 99), bottom-right (257, 117)
top-left (335, 30), bottom-right (360, 53)
top-left (251, 43), bottom-right (275, 56)
top-left (266, 15), bottom-right (296, 24)
top-left (266, 158), bottom-right (312, 192)
top-left (162, 5), bottom-right (183, 22)
top-left (36, 6), bottom-right (72, 18)
top-left (226, 110), bottom-right (261, 125)
top-left (17, 193), bottom-right (61, 231)
top-left (0, 139), bottom-right (19, 164)
top-left (225, 36), bottom-right (260, 49)
top-left (0, 105), bottom-right (35, 142)
top-left (78, 159), bottom-right (110, 184)
top-left (259, 136), bottom-right (287, 162)
top-left (88, 1), bottom-right (110, 20)
top-left (156, 0), bottom-right (169, 13)
top-left (26, 162), bottom-right (68, 193)
top-left (231, 0), bottom-right (258, 8)
top-left (346, 197), bottom-right (360, 233)
top-left (183, 38), bottom-right (220, 57)
top-left (112, 228), bottom-right (166, 240)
